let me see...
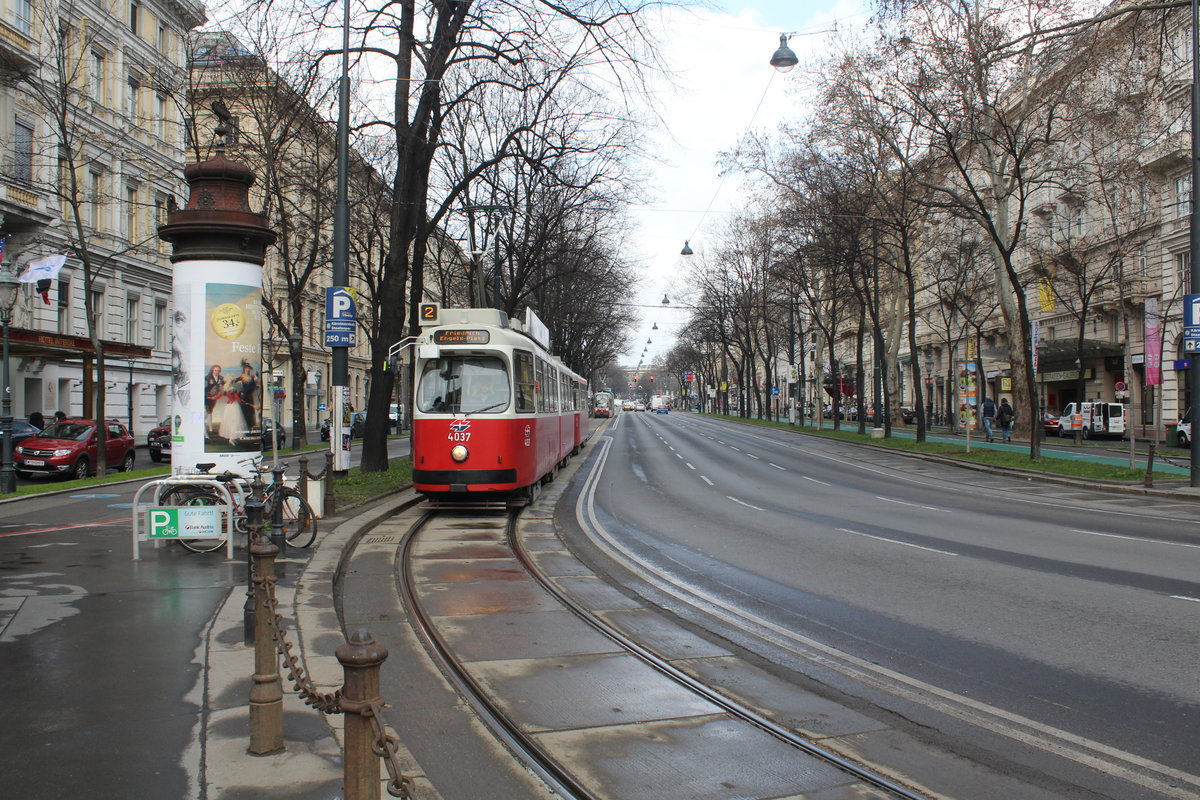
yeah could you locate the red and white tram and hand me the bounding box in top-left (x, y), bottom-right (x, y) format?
top-left (411, 305), bottom-right (589, 504)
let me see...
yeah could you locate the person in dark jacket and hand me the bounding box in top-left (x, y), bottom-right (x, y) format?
top-left (997, 398), bottom-right (1015, 442)
top-left (981, 396), bottom-right (997, 442)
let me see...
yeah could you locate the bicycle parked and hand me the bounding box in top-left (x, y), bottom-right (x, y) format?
top-left (157, 460), bottom-right (318, 553)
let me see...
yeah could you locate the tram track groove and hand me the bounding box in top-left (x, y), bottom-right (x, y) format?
top-left (395, 505), bottom-right (930, 800)
top-left (397, 509), bottom-right (599, 800)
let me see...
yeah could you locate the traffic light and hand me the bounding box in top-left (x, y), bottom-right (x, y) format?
top-left (649, 375), bottom-right (655, 382)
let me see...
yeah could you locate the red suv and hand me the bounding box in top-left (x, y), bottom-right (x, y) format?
top-left (14, 418), bottom-right (136, 480)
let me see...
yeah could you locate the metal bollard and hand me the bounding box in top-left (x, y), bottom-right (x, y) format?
top-left (324, 450), bottom-right (336, 515)
top-left (337, 629), bottom-right (388, 800)
top-left (270, 464), bottom-right (287, 553)
top-left (243, 474), bottom-right (266, 645)
top-left (248, 531), bottom-right (284, 755)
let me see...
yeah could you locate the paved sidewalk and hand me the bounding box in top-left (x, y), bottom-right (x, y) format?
top-left (200, 493), bottom-right (441, 799)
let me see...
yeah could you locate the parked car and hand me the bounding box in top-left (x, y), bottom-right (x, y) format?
top-left (15, 418), bottom-right (136, 480)
top-left (1175, 408), bottom-right (1191, 447)
top-left (261, 418), bottom-right (286, 449)
top-left (900, 407), bottom-right (915, 424)
top-left (8, 419), bottom-right (43, 447)
top-left (320, 412), bottom-right (366, 441)
top-left (148, 417), bottom-right (173, 462)
top-left (1043, 410), bottom-right (1061, 437)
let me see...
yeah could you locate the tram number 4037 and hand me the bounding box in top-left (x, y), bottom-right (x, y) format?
top-left (448, 431), bottom-right (471, 442)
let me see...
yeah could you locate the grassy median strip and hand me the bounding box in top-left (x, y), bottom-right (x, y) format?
top-left (332, 457), bottom-right (413, 508)
top-left (704, 413), bottom-right (1180, 483)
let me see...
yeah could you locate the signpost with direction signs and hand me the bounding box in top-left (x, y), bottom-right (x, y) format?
top-left (1185, 294), bottom-right (1200, 353)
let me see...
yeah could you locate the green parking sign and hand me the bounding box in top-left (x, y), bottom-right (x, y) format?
top-left (147, 507), bottom-right (222, 539)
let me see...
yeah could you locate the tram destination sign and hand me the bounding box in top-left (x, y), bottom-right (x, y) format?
top-left (433, 329), bottom-right (490, 345)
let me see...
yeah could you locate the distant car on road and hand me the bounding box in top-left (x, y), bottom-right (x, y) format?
top-left (634, 401), bottom-right (646, 412)
top-left (900, 406), bottom-right (915, 424)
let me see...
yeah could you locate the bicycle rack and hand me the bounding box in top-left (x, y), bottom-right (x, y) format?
top-left (132, 478), bottom-right (237, 561)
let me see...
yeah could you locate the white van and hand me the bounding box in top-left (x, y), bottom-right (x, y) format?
top-left (1057, 402), bottom-right (1127, 439)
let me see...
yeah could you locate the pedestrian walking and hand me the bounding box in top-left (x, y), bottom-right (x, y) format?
top-left (997, 398), bottom-right (1014, 442)
top-left (981, 396), bottom-right (997, 442)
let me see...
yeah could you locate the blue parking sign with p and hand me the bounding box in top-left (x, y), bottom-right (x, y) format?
top-left (325, 286), bottom-right (357, 346)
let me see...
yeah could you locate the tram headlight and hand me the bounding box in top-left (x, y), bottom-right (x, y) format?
top-left (450, 444), bottom-right (469, 462)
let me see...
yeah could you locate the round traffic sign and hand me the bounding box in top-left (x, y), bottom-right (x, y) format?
top-left (1115, 381), bottom-right (1126, 392)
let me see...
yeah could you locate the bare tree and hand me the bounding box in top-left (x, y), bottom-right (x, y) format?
top-left (13, 5), bottom-right (194, 472)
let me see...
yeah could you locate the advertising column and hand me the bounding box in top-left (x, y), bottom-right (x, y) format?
top-left (159, 143), bottom-right (276, 477)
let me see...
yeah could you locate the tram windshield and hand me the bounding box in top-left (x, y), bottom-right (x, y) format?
top-left (417, 355), bottom-right (510, 414)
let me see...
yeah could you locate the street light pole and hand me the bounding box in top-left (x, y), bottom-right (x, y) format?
top-left (330, 0), bottom-right (351, 477)
top-left (0, 263), bottom-right (19, 494)
top-left (1190, 0), bottom-right (1200, 485)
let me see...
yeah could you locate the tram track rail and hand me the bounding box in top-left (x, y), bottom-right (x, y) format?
top-left (394, 506), bottom-right (933, 800)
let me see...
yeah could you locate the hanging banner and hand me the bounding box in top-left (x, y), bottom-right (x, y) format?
top-left (172, 260), bottom-right (263, 475)
top-left (958, 361), bottom-right (978, 429)
top-left (1031, 320), bottom-right (1039, 375)
top-left (1145, 297), bottom-right (1161, 386)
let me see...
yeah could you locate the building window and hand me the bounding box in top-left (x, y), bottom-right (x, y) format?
top-left (156, 94), bottom-right (168, 140)
top-left (58, 279), bottom-right (71, 334)
top-left (90, 50), bottom-right (105, 103)
top-left (157, 24), bottom-right (168, 53)
top-left (125, 184), bottom-right (138, 241)
top-left (88, 170), bottom-right (104, 230)
top-left (14, 0), bottom-right (31, 34)
top-left (1179, 252), bottom-right (1192, 295)
top-left (90, 289), bottom-right (105, 332)
top-left (12, 118), bottom-right (34, 184)
top-left (125, 296), bottom-right (139, 343)
top-left (126, 75), bottom-right (140, 118)
top-left (154, 302), bottom-right (167, 350)
top-left (1176, 174), bottom-right (1192, 219)
top-left (129, 1), bottom-right (139, 34)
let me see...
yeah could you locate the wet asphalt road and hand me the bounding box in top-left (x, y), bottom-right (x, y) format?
top-left (564, 412), bottom-right (1200, 799)
top-left (0, 438), bottom-right (409, 800)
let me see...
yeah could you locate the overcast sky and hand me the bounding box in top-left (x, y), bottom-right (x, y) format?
top-left (619, 0), bottom-right (870, 375)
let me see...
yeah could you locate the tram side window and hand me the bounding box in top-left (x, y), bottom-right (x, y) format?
top-left (547, 367), bottom-right (560, 412)
top-left (514, 351), bottom-right (535, 413)
top-left (534, 358), bottom-right (545, 412)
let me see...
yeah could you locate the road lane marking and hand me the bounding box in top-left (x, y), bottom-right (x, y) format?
top-left (1070, 529), bottom-right (1200, 550)
top-left (730, 446), bottom-right (741, 451)
top-left (877, 496), bottom-right (952, 513)
top-left (676, 454), bottom-right (683, 459)
top-left (802, 476), bottom-right (831, 486)
top-left (1170, 595), bottom-right (1200, 603)
top-left (727, 496), bottom-right (765, 511)
top-left (747, 454), bottom-right (759, 460)
top-left (1, 516), bottom-right (131, 537)
top-left (686, 463), bottom-right (696, 470)
top-left (577, 436), bottom-right (1200, 798)
top-left (769, 463), bottom-right (786, 470)
top-left (837, 527), bottom-right (958, 556)
top-left (701, 476), bottom-right (714, 486)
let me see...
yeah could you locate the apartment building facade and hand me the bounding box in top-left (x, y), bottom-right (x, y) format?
top-left (0, 0), bottom-right (204, 436)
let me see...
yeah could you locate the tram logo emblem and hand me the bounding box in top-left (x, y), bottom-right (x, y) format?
top-left (450, 419), bottom-right (471, 433)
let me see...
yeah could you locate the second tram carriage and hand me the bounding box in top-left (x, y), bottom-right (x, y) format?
top-left (412, 305), bottom-right (588, 504)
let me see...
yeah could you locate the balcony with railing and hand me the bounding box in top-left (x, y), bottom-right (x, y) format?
top-left (0, 13), bottom-right (36, 79)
